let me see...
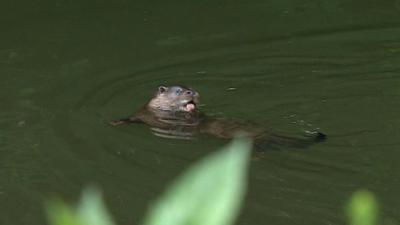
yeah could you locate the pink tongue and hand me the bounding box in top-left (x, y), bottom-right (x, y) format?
top-left (185, 103), bottom-right (195, 111)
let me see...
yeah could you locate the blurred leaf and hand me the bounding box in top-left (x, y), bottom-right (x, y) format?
top-left (346, 190), bottom-right (378, 225)
top-left (142, 138), bottom-right (252, 225)
top-left (77, 187), bottom-right (115, 225)
top-left (46, 200), bottom-right (84, 225)
top-left (46, 187), bottom-right (115, 225)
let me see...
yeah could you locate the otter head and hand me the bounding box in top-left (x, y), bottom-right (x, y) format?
top-left (147, 85), bottom-right (200, 113)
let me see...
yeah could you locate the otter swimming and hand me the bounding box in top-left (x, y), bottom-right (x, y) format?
top-left (110, 85), bottom-right (326, 148)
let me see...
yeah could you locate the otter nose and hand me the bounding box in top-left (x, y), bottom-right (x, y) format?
top-left (186, 90), bottom-right (194, 96)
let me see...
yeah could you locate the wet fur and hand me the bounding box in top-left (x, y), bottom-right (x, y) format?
top-left (111, 85), bottom-right (326, 149)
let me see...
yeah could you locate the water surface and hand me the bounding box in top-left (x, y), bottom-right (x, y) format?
top-left (1, 1), bottom-right (400, 224)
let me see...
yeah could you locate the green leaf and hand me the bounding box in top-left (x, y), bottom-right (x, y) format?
top-left (46, 188), bottom-right (115, 225)
top-left (142, 138), bottom-right (252, 225)
top-left (46, 199), bottom-right (84, 225)
top-left (346, 190), bottom-right (379, 225)
top-left (77, 187), bottom-right (115, 225)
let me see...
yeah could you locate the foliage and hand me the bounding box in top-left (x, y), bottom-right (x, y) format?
top-left (46, 188), bottom-right (115, 225)
top-left (46, 138), bottom-right (252, 225)
top-left (346, 190), bottom-right (379, 225)
top-left (45, 139), bottom-right (384, 225)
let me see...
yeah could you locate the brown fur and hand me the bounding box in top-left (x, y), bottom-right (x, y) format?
top-left (111, 85), bottom-right (326, 147)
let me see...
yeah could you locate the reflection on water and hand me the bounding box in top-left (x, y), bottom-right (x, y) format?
top-left (1, 0), bottom-right (400, 224)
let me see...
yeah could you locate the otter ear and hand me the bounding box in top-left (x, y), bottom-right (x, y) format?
top-left (157, 85), bottom-right (168, 94)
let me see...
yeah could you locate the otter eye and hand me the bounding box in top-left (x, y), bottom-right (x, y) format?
top-left (175, 88), bottom-right (182, 95)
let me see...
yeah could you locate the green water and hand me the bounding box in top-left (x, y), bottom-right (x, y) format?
top-left (1, 1), bottom-right (400, 224)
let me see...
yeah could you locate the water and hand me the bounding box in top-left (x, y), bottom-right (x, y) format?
top-left (1, 1), bottom-right (400, 224)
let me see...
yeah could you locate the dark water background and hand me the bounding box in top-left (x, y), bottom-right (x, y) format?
top-left (1, 1), bottom-right (400, 224)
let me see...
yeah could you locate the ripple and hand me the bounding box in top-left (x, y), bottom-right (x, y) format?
top-left (69, 24), bottom-right (400, 112)
top-left (37, 21), bottom-right (400, 177)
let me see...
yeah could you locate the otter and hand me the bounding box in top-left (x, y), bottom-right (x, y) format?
top-left (110, 85), bottom-right (326, 149)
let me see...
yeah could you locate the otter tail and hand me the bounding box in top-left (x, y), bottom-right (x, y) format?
top-left (254, 131), bottom-right (327, 150)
